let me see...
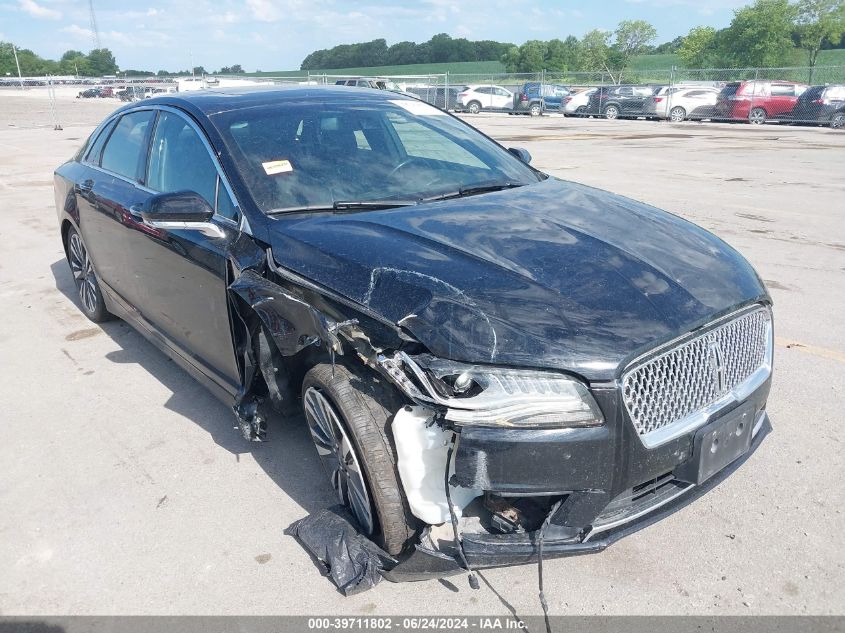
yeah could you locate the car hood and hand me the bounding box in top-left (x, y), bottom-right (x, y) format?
top-left (266, 178), bottom-right (768, 381)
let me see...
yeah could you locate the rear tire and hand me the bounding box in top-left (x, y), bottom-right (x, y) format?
top-left (749, 107), bottom-right (767, 125)
top-left (669, 106), bottom-right (686, 122)
top-left (832, 113), bottom-right (844, 129)
top-left (302, 363), bottom-right (417, 555)
top-left (467, 101), bottom-right (481, 114)
top-left (604, 105), bottom-right (620, 120)
top-left (529, 103), bottom-right (542, 117)
top-left (65, 226), bottom-right (112, 323)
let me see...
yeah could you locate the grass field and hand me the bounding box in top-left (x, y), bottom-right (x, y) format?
top-left (249, 49), bottom-right (845, 79)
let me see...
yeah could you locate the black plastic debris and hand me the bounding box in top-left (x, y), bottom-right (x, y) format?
top-left (288, 505), bottom-right (396, 596)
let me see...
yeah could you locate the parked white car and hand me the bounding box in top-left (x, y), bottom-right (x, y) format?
top-left (644, 86), bottom-right (721, 121)
top-left (563, 88), bottom-right (596, 115)
top-left (457, 85), bottom-right (513, 113)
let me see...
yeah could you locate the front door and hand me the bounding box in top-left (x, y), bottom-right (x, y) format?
top-left (122, 108), bottom-right (242, 390)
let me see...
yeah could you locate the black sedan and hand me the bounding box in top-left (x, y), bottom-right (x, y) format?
top-left (54, 86), bottom-right (773, 575)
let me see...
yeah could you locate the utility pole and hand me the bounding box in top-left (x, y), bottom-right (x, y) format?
top-left (88, 0), bottom-right (102, 49)
top-left (12, 44), bottom-right (24, 88)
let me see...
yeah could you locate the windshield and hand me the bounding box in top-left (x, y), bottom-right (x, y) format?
top-left (211, 97), bottom-right (541, 214)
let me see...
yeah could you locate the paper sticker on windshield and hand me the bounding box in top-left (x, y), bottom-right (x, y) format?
top-left (262, 159), bottom-right (293, 175)
top-left (389, 99), bottom-right (446, 116)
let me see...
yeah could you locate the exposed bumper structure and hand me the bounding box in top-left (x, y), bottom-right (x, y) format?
top-left (387, 410), bottom-right (771, 580)
top-left (385, 372), bottom-right (771, 581)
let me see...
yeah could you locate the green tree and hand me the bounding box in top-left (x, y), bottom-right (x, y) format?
top-left (613, 19), bottom-right (658, 79)
top-left (795, 0), bottom-right (845, 79)
top-left (86, 48), bottom-right (118, 75)
top-left (545, 36), bottom-right (581, 72)
top-left (678, 26), bottom-right (719, 67)
top-left (719, 0), bottom-right (797, 67)
top-left (581, 29), bottom-right (614, 78)
top-left (501, 45), bottom-right (521, 72)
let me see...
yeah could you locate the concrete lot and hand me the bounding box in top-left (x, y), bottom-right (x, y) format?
top-left (1, 93), bottom-right (843, 616)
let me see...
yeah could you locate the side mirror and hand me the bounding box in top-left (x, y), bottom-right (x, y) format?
top-left (137, 191), bottom-right (224, 238)
top-left (140, 190), bottom-right (214, 223)
top-left (508, 147), bottom-right (532, 164)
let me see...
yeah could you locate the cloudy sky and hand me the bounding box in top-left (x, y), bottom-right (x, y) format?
top-left (3, 0), bottom-right (749, 72)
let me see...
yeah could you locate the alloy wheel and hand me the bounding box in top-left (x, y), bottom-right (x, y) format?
top-left (605, 105), bottom-right (619, 120)
top-left (670, 106), bottom-right (686, 122)
top-left (68, 231), bottom-right (99, 314)
top-left (749, 108), bottom-right (766, 125)
top-left (303, 386), bottom-right (375, 535)
top-left (832, 114), bottom-right (844, 130)
top-left (530, 104), bottom-right (542, 117)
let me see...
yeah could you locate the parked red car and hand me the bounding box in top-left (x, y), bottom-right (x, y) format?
top-left (714, 80), bottom-right (807, 124)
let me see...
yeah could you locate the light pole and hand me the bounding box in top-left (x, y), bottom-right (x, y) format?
top-left (12, 44), bottom-right (24, 88)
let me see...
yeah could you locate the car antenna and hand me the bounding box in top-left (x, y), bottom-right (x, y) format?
top-left (445, 434), bottom-right (479, 590)
top-left (537, 498), bottom-right (564, 633)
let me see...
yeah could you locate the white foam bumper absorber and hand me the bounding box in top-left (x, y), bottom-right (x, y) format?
top-left (393, 406), bottom-right (482, 525)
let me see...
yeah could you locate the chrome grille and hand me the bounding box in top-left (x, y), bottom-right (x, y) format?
top-left (622, 307), bottom-right (772, 447)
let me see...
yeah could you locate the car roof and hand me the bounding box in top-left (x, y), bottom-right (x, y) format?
top-left (125, 85), bottom-right (414, 116)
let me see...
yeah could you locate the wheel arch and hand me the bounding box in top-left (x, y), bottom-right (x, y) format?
top-left (225, 254), bottom-right (412, 437)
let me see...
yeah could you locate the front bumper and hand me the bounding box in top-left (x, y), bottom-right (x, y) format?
top-left (385, 375), bottom-right (771, 580)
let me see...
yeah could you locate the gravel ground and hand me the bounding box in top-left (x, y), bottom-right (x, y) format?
top-left (0, 92), bottom-right (843, 617)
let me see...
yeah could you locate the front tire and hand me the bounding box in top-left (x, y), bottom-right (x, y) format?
top-left (66, 227), bottom-right (112, 323)
top-left (302, 363), bottom-right (417, 555)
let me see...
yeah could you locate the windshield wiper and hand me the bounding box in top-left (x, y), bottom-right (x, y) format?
top-left (267, 200), bottom-right (418, 215)
top-left (333, 199), bottom-right (419, 210)
top-left (425, 181), bottom-right (526, 202)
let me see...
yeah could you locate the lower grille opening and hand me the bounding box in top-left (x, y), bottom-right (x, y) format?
top-left (588, 472), bottom-right (692, 537)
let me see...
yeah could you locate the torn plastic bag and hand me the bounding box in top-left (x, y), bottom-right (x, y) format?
top-left (288, 505), bottom-right (397, 596)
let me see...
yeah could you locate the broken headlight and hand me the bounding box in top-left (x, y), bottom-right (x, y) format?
top-left (387, 353), bottom-right (604, 429)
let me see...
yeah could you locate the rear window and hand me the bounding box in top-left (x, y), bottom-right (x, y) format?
top-left (100, 110), bottom-right (155, 182)
top-left (721, 84), bottom-right (740, 97)
top-left (802, 86), bottom-right (826, 100)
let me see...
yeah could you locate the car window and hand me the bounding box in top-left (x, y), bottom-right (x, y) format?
top-left (475, 87), bottom-right (490, 95)
top-left (213, 100), bottom-right (539, 213)
top-left (147, 111), bottom-right (218, 212)
top-left (770, 84), bottom-right (795, 97)
top-left (495, 88), bottom-right (509, 97)
top-left (216, 180), bottom-right (238, 221)
top-left (82, 118), bottom-right (117, 164)
top-left (826, 86), bottom-right (845, 100)
top-left (100, 110), bottom-right (155, 181)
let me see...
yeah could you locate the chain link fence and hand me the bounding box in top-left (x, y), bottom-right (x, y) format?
top-left (9, 65), bottom-right (839, 128)
top-left (260, 65), bottom-right (843, 128)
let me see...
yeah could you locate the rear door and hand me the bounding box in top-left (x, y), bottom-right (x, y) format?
top-left (77, 109), bottom-right (156, 310)
top-left (123, 107), bottom-right (242, 388)
top-left (769, 83), bottom-right (799, 118)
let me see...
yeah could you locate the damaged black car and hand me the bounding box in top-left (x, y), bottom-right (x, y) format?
top-left (54, 86), bottom-right (773, 580)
